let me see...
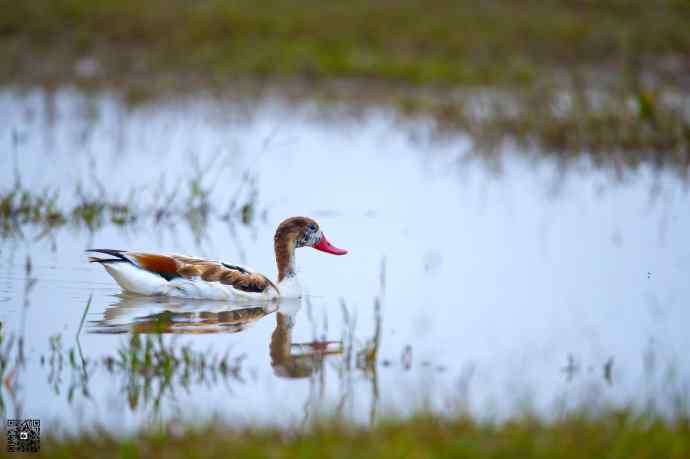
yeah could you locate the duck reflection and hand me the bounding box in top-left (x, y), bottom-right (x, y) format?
top-left (89, 294), bottom-right (278, 334)
top-left (270, 300), bottom-right (342, 379)
top-left (89, 294), bottom-right (343, 379)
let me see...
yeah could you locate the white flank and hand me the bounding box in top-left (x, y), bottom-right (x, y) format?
top-left (100, 262), bottom-right (282, 301)
top-left (103, 263), bottom-right (167, 296)
top-left (166, 277), bottom-right (232, 300)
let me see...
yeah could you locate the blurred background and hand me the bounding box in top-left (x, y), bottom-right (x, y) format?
top-left (0, 1), bottom-right (689, 456)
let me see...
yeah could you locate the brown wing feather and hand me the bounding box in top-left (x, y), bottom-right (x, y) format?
top-left (128, 252), bottom-right (278, 295)
top-left (129, 253), bottom-right (179, 275)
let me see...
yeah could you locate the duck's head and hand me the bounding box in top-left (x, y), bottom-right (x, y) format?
top-left (274, 216), bottom-right (348, 281)
top-left (275, 216), bottom-right (348, 255)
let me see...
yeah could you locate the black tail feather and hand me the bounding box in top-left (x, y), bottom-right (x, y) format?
top-left (86, 249), bottom-right (131, 264)
top-left (88, 257), bottom-right (127, 264)
top-left (86, 249), bottom-right (127, 258)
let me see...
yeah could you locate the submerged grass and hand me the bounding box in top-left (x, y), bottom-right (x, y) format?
top-left (3, 411), bottom-right (689, 459)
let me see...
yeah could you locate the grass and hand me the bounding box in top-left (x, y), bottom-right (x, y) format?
top-left (2, 411), bottom-right (688, 458)
top-left (393, 83), bottom-right (690, 166)
top-left (1, 0), bottom-right (689, 87)
top-left (1, 1), bottom-right (690, 160)
top-left (0, 156), bottom-right (262, 238)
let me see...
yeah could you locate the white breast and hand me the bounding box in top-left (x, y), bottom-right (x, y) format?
top-left (277, 276), bottom-right (302, 299)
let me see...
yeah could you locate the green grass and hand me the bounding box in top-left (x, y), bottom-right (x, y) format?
top-left (0, 157), bottom-right (261, 238)
top-left (1, 0), bottom-right (689, 87)
top-left (3, 412), bottom-right (688, 459)
top-left (1, 0), bottom-right (689, 160)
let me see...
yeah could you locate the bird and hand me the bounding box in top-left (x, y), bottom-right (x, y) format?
top-left (86, 216), bottom-right (348, 300)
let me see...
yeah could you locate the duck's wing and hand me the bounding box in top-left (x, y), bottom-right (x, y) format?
top-left (86, 249), bottom-right (279, 295)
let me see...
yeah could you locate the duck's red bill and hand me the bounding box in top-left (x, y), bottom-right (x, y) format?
top-left (313, 233), bottom-right (348, 255)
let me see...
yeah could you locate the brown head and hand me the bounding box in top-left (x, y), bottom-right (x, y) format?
top-left (274, 216), bottom-right (348, 282)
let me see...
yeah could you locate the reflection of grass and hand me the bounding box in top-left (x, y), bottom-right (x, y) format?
top-left (21, 411), bottom-right (690, 458)
top-left (33, 331), bottom-right (247, 413)
top-left (1, 0), bottom-right (689, 87)
top-left (2, 316), bottom-right (689, 457)
top-left (108, 333), bottom-right (245, 411)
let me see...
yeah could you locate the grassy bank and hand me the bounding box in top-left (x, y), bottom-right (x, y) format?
top-left (1, 1), bottom-right (689, 161)
top-left (5, 412), bottom-right (689, 459)
top-left (1, 0), bottom-right (689, 87)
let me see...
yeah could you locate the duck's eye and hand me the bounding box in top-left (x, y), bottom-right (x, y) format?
top-left (307, 223), bottom-right (317, 232)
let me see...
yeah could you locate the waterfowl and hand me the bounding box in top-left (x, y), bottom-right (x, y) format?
top-left (87, 216), bottom-right (348, 300)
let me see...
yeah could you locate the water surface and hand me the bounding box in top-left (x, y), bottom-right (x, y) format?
top-left (1, 86), bottom-right (689, 433)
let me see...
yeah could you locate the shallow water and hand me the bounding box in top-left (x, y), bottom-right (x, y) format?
top-left (1, 86), bottom-right (689, 433)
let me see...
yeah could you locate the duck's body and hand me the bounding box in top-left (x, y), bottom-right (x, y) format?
top-left (87, 217), bottom-right (347, 300)
top-left (87, 250), bottom-right (281, 300)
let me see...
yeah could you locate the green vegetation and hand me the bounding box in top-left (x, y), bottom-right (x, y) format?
top-left (1, 0), bottom-right (689, 87)
top-left (396, 85), bottom-right (690, 163)
top-left (0, 158), bottom-right (261, 238)
top-left (3, 412), bottom-right (688, 459)
top-left (1, 0), bottom-right (689, 159)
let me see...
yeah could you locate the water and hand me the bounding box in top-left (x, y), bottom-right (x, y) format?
top-left (1, 86), bottom-right (689, 434)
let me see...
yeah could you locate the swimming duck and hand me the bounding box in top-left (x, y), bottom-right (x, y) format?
top-left (87, 216), bottom-right (348, 300)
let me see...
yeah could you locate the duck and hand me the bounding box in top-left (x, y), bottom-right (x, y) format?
top-left (86, 216), bottom-right (348, 300)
